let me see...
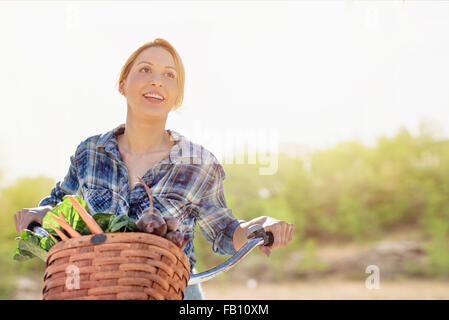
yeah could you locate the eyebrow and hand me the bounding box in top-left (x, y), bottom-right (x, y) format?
top-left (137, 61), bottom-right (177, 72)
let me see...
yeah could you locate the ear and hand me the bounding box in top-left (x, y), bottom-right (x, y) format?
top-left (119, 82), bottom-right (126, 96)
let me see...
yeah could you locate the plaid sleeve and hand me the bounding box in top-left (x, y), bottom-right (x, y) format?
top-left (194, 163), bottom-right (244, 256)
top-left (38, 146), bottom-right (81, 208)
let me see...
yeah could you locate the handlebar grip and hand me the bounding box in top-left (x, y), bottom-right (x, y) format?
top-left (27, 221), bottom-right (42, 231)
top-left (25, 221), bottom-right (50, 238)
top-left (264, 231), bottom-right (274, 247)
top-left (246, 224), bottom-right (275, 247)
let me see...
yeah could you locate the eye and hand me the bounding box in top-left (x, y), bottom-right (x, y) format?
top-left (166, 72), bottom-right (176, 79)
top-left (140, 67), bottom-right (150, 73)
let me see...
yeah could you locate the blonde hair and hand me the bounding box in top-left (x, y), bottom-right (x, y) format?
top-left (118, 38), bottom-right (185, 110)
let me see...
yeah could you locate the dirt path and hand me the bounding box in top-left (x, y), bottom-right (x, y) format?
top-left (12, 276), bottom-right (42, 300)
top-left (201, 279), bottom-right (449, 300)
top-left (12, 275), bottom-right (449, 300)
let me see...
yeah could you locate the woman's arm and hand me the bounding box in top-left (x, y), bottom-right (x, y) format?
top-left (13, 205), bottom-right (55, 233)
top-left (233, 216), bottom-right (295, 256)
top-left (232, 216), bottom-right (268, 252)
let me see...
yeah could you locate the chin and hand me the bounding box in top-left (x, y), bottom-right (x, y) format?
top-left (141, 106), bottom-right (170, 118)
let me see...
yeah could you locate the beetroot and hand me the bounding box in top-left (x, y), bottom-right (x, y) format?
top-left (137, 177), bottom-right (193, 248)
top-left (137, 177), bottom-right (167, 237)
top-left (164, 230), bottom-right (183, 247)
top-left (136, 212), bottom-right (167, 237)
top-left (164, 216), bottom-right (178, 232)
top-left (180, 234), bottom-right (190, 250)
top-left (143, 214), bottom-right (167, 236)
top-left (136, 213), bottom-right (152, 231)
top-left (165, 230), bottom-right (190, 249)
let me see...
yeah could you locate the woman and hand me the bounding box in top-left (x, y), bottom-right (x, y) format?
top-left (13, 38), bottom-right (295, 300)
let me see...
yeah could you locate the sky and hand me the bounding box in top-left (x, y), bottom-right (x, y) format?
top-left (1, 0), bottom-right (449, 187)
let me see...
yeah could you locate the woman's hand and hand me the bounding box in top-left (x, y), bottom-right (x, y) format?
top-left (258, 216), bottom-right (295, 257)
top-left (13, 206), bottom-right (53, 233)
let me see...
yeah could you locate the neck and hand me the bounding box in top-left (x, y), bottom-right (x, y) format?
top-left (120, 114), bottom-right (171, 156)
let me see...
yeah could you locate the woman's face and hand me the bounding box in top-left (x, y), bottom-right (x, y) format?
top-left (120, 46), bottom-right (179, 119)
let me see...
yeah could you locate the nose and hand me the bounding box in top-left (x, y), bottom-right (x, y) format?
top-left (150, 79), bottom-right (163, 87)
top-left (150, 73), bottom-right (164, 87)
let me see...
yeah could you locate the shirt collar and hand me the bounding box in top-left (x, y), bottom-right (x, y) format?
top-left (96, 123), bottom-right (194, 164)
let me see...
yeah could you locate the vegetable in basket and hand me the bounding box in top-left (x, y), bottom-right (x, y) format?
top-left (67, 195), bottom-right (104, 234)
top-left (14, 195), bottom-right (90, 261)
top-left (13, 229), bottom-right (57, 262)
top-left (14, 194), bottom-right (126, 262)
top-left (48, 211), bottom-right (82, 238)
top-left (13, 190), bottom-right (190, 262)
top-left (136, 177), bottom-right (167, 237)
top-left (137, 177), bottom-right (190, 250)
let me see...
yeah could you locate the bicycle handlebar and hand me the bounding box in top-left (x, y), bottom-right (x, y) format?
top-left (188, 224), bottom-right (273, 285)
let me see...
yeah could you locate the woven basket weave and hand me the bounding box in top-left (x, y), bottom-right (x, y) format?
top-left (42, 232), bottom-right (190, 300)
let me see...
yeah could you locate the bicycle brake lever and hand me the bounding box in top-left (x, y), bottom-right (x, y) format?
top-left (245, 224), bottom-right (274, 247)
top-left (15, 222), bottom-right (50, 240)
top-left (26, 221), bottom-right (50, 237)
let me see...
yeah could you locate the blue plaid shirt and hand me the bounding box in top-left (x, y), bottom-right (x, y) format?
top-left (38, 123), bottom-right (243, 273)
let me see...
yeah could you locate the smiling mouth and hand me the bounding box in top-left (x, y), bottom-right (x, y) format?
top-left (143, 95), bottom-right (165, 105)
top-left (142, 92), bottom-right (165, 101)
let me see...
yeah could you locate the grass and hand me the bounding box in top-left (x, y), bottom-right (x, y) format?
top-left (0, 238), bottom-right (46, 299)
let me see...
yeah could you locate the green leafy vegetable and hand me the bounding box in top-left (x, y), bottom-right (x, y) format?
top-left (89, 212), bottom-right (137, 233)
top-left (14, 195), bottom-right (138, 263)
top-left (107, 214), bottom-right (137, 233)
top-left (13, 229), bottom-right (55, 262)
top-left (13, 247), bottom-right (34, 262)
top-left (91, 213), bottom-right (116, 232)
top-left (40, 235), bottom-right (57, 251)
top-left (42, 195), bottom-right (90, 236)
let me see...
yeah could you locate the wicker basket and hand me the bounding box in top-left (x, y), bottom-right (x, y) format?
top-left (42, 232), bottom-right (190, 300)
